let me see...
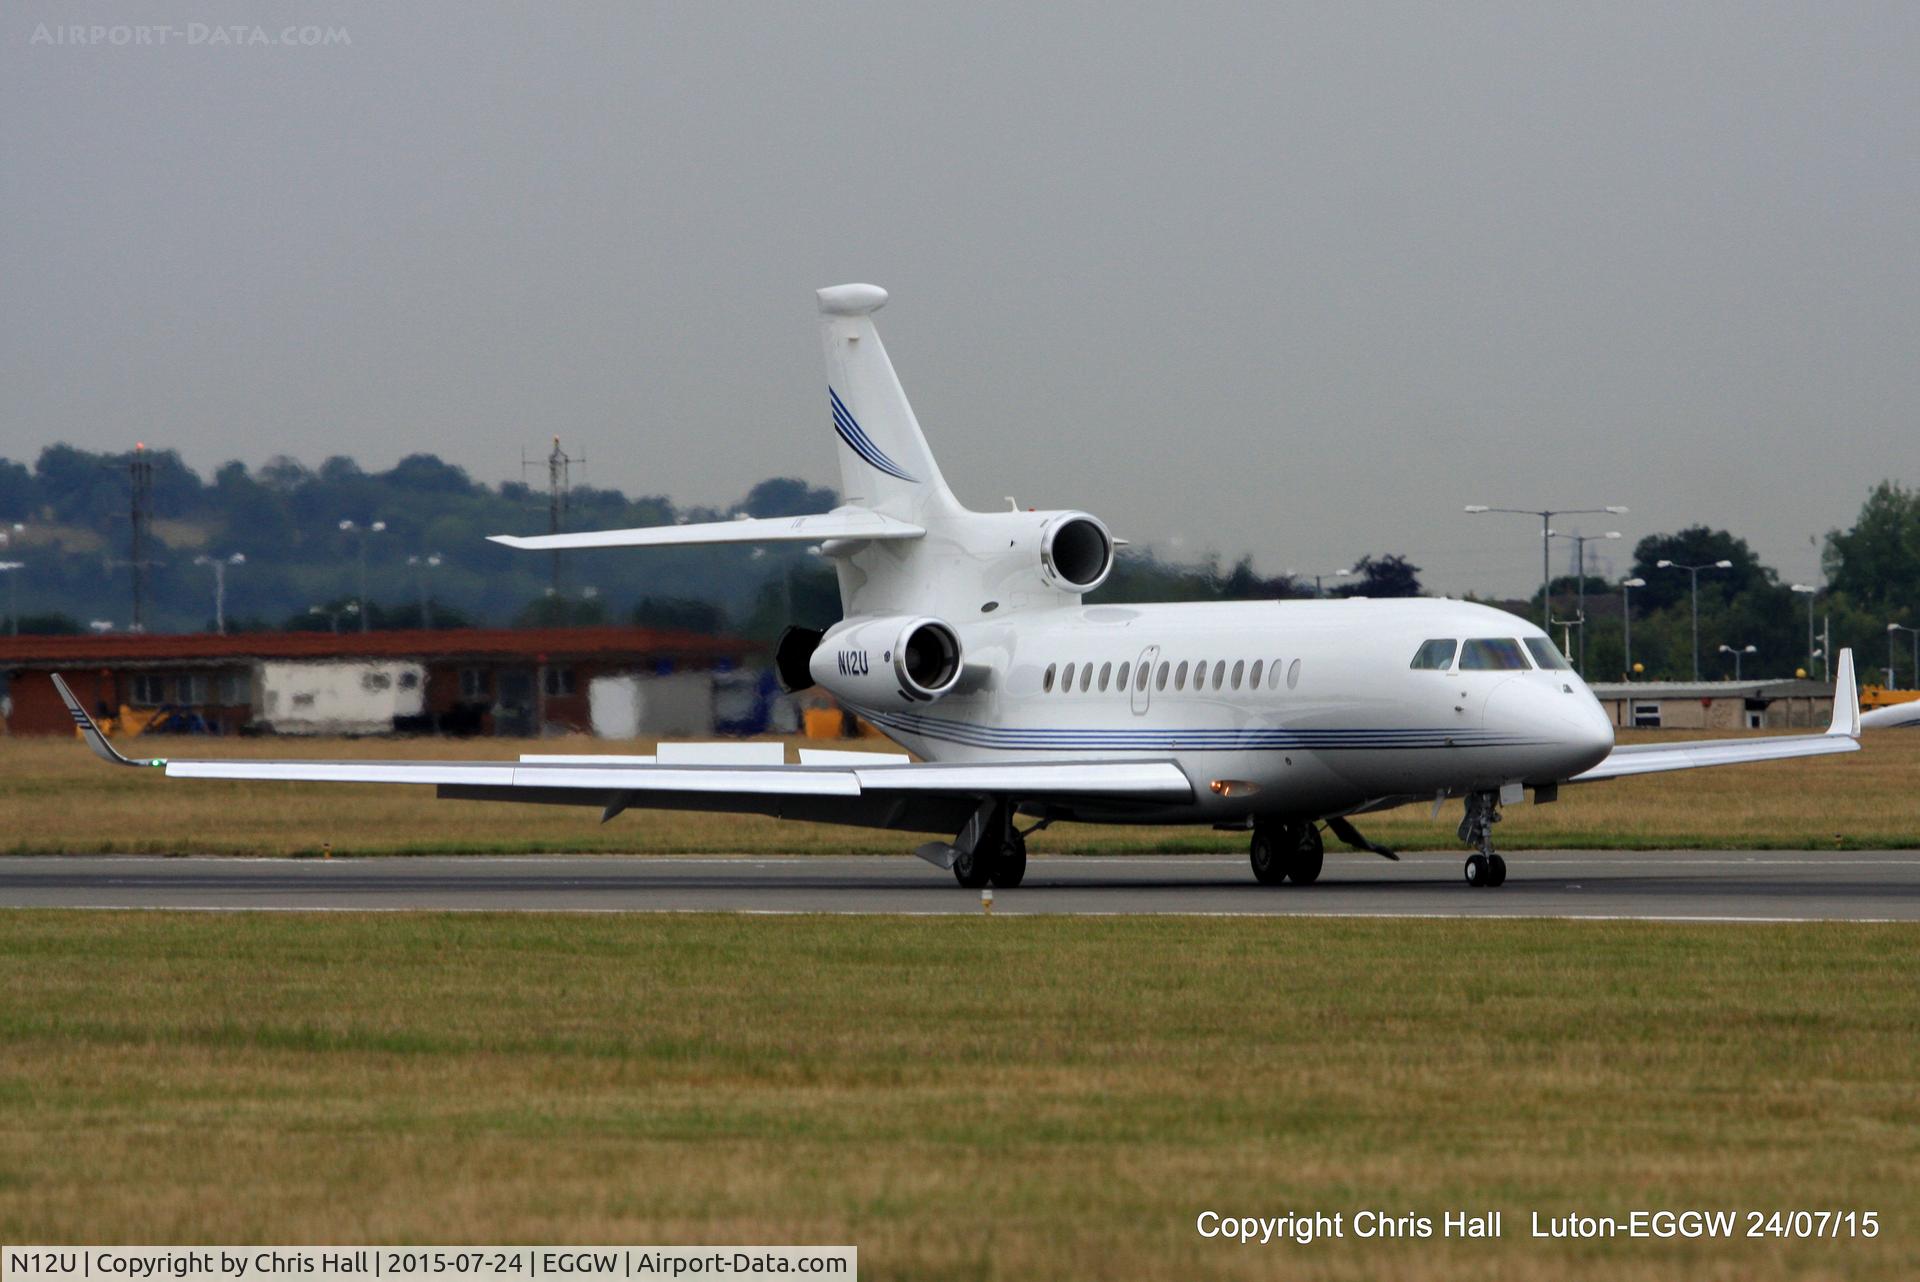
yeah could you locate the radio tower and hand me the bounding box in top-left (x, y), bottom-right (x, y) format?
top-left (522, 436), bottom-right (582, 597)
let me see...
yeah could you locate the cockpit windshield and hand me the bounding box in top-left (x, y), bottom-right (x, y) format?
top-left (1523, 636), bottom-right (1573, 671)
top-left (1459, 638), bottom-right (1530, 671)
top-left (1409, 639), bottom-right (1458, 670)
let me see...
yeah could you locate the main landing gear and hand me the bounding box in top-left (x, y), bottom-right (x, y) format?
top-left (1457, 791), bottom-right (1508, 888)
top-left (950, 801), bottom-right (1028, 890)
top-left (1250, 818), bottom-right (1323, 886)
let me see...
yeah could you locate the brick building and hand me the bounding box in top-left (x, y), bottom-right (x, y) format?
top-left (0, 627), bottom-right (754, 738)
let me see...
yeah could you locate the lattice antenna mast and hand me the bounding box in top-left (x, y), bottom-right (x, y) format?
top-left (521, 436), bottom-right (583, 596)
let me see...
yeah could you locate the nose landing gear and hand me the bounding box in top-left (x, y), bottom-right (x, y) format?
top-left (1458, 791), bottom-right (1508, 888)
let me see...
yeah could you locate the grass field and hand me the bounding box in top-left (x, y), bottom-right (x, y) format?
top-left (0, 912), bottom-right (1915, 1280)
top-left (1, 729), bottom-right (1916, 857)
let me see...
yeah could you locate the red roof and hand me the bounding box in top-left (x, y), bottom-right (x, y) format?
top-left (0, 626), bottom-right (753, 667)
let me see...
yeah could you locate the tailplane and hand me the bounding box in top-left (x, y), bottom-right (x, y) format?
top-left (817, 284), bottom-right (963, 522)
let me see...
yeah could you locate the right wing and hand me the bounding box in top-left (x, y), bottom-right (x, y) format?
top-left (486, 506), bottom-right (923, 552)
top-left (52, 675), bottom-right (1190, 835)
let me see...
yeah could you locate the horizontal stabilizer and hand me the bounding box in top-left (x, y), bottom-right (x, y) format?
top-left (488, 507), bottom-right (923, 552)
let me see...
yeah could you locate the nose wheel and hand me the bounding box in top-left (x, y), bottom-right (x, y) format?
top-left (1457, 792), bottom-right (1509, 888)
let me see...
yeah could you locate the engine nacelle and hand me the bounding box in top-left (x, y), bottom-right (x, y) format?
top-left (1038, 511), bottom-right (1116, 594)
top-left (811, 615), bottom-right (964, 705)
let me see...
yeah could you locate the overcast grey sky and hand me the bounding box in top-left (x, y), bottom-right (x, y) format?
top-left (4, 3), bottom-right (1915, 595)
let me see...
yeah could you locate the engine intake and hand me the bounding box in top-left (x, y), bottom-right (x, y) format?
top-left (810, 614), bottom-right (966, 705)
top-left (1040, 512), bottom-right (1115, 593)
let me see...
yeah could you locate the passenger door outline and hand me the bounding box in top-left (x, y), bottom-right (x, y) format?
top-left (1131, 645), bottom-right (1159, 716)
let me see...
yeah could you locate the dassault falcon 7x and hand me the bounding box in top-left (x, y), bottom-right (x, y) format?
top-left (56, 283), bottom-right (1864, 889)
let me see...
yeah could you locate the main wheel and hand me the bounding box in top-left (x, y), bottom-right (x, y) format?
top-left (953, 843), bottom-right (993, 888)
top-left (990, 831), bottom-right (1028, 888)
top-left (1249, 830), bottom-right (1286, 885)
top-left (1285, 823), bottom-right (1324, 885)
top-left (1464, 854), bottom-right (1489, 887)
top-left (1486, 854), bottom-right (1507, 887)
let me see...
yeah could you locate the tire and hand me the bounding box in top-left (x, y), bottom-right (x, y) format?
top-left (990, 832), bottom-right (1027, 889)
top-left (1464, 854), bottom-right (1488, 887)
top-left (1286, 824), bottom-right (1324, 886)
top-left (1486, 854), bottom-right (1507, 887)
top-left (1249, 830), bottom-right (1286, 885)
top-left (953, 844), bottom-right (993, 888)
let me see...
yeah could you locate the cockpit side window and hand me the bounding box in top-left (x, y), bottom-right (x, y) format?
top-left (1523, 636), bottom-right (1573, 671)
top-left (1409, 638), bottom-right (1458, 670)
top-left (1459, 638), bottom-right (1530, 671)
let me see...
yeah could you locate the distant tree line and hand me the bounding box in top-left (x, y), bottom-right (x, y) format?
top-left (1, 444), bottom-right (1912, 685)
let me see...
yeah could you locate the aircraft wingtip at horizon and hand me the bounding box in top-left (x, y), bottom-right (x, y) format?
top-left (50, 673), bottom-right (164, 769)
top-left (1830, 647), bottom-right (1859, 737)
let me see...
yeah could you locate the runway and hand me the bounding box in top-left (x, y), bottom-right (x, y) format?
top-left (1, 852), bottom-right (1917, 920)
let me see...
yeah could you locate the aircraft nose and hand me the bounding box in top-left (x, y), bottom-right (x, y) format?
top-left (1485, 678), bottom-right (1614, 777)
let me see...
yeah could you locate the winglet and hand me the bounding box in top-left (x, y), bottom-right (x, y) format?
top-left (1828, 648), bottom-right (1859, 737)
top-left (50, 674), bottom-right (163, 768)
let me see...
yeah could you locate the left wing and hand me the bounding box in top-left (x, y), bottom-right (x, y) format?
top-left (1569, 648), bottom-right (1860, 783)
top-left (51, 675), bottom-right (1192, 834)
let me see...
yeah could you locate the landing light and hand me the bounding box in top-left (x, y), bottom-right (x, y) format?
top-left (1209, 779), bottom-right (1258, 797)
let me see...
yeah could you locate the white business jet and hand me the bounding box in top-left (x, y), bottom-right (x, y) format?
top-left (55, 284), bottom-right (1864, 889)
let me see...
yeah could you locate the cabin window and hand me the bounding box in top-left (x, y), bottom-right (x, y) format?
top-left (1043, 663), bottom-right (1056, 693)
top-left (1523, 637), bottom-right (1573, 671)
top-left (1117, 661), bottom-right (1131, 691)
top-left (1156, 662), bottom-right (1170, 691)
top-left (1287, 658), bottom-right (1302, 689)
top-left (1212, 660), bottom-right (1226, 689)
top-left (1079, 663), bottom-right (1093, 693)
top-left (1248, 660), bottom-right (1263, 689)
top-left (1229, 660), bottom-right (1244, 689)
top-left (1459, 638), bottom-right (1530, 671)
top-left (1410, 639), bottom-right (1458, 670)
top-left (1269, 661), bottom-right (1284, 690)
top-left (1062, 662), bottom-right (1076, 692)
top-left (1174, 661), bottom-right (1188, 690)
top-left (1098, 662), bottom-right (1112, 692)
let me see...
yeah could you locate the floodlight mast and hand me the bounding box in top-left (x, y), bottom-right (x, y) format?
top-left (1465, 505), bottom-right (1628, 630)
top-left (1621, 577), bottom-right (1646, 677)
top-left (1657, 558), bottom-right (1734, 681)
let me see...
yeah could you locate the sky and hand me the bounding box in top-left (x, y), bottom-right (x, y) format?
top-left (3, 3), bottom-right (1916, 597)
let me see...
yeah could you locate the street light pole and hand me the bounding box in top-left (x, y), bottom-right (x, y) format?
top-left (1717, 643), bottom-right (1757, 682)
top-left (1288, 567), bottom-right (1352, 598)
top-left (339, 519), bottom-right (387, 633)
top-left (1549, 529), bottom-right (1622, 676)
top-left (1621, 577), bottom-right (1645, 677)
top-left (1465, 504), bottom-right (1628, 629)
top-left (1656, 558), bottom-right (1734, 681)
top-left (1892, 623), bottom-right (1920, 692)
top-left (408, 554), bottom-right (443, 629)
top-left (193, 553), bottom-right (245, 635)
top-left (1790, 585), bottom-right (1820, 680)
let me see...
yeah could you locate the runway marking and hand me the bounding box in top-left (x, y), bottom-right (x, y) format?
top-left (8, 904), bottom-right (1909, 923)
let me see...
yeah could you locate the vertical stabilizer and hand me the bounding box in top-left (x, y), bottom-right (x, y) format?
top-left (817, 285), bottom-right (963, 522)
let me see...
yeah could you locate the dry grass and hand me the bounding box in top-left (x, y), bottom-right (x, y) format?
top-left (0, 729), bottom-right (1915, 857)
top-left (0, 912), bottom-right (1915, 1280)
